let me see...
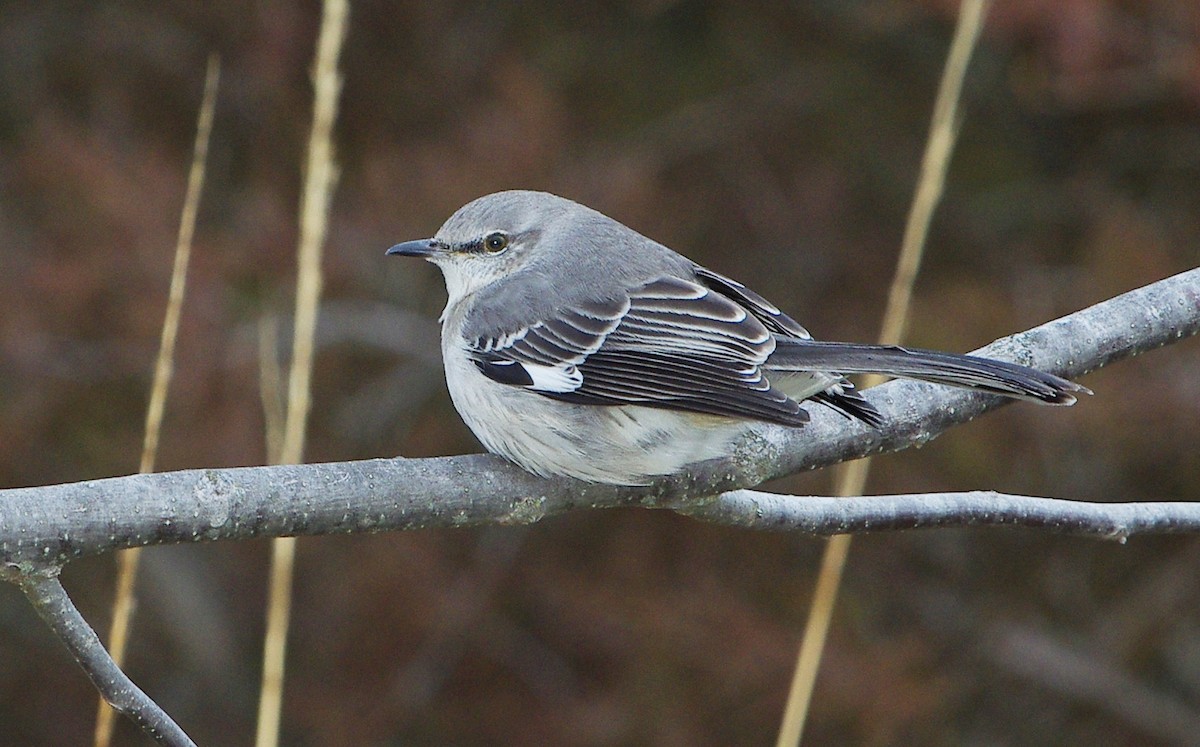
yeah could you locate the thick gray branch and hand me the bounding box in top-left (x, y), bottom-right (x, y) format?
top-left (9, 570), bottom-right (196, 746)
top-left (0, 267), bottom-right (1197, 570)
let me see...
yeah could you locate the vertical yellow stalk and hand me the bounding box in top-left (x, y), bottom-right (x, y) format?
top-left (258, 315), bottom-right (286, 465)
top-left (94, 55), bottom-right (221, 747)
top-left (775, 2), bottom-right (991, 745)
top-left (254, 1), bottom-right (348, 745)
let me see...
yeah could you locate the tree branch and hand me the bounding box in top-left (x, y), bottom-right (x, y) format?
top-left (758, 265), bottom-right (1200, 481)
top-left (1, 268), bottom-right (1197, 571)
top-left (679, 491), bottom-right (1200, 541)
top-left (7, 569), bottom-right (197, 746)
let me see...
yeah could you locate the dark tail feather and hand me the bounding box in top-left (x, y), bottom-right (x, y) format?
top-left (770, 340), bottom-right (1090, 405)
top-left (810, 388), bottom-right (887, 427)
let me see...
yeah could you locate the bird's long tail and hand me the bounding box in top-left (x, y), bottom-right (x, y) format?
top-left (769, 339), bottom-right (1090, 405)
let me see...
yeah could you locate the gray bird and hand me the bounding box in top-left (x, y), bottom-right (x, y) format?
top-left (388, 190), bottom-right (1086, 484)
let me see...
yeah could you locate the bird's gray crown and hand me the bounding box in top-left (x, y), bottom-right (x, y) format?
top-left (437, 190), bottom-right (570, 246)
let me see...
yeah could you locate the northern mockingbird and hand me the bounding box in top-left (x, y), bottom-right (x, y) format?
top-left (388, 190), bottom-right (1086, 484)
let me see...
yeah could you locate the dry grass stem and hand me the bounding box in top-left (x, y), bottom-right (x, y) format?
top-left (258, 314), bottom-right (286, 464)
top-left (94, 53), bottom-right (220, 747)
top-left (776, 2), bottom-right (992, 744)
top-left (255, 1), bottom-right (348, 745)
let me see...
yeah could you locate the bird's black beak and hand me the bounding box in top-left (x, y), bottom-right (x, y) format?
top-left (386, 238), bottom-right (445, 258)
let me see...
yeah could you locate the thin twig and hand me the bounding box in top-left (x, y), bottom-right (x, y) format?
top-left (17, 571), bottom-right (197, 747)
top-left (680, 490), bottom-right (1200, 539)
top-left (256, 2), bottom-right (348, 745)
top-left (96, 53), bottom-right (220, 747)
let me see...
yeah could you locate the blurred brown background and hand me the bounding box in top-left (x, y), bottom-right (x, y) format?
top-left (1, 1), bottom-right (1198, 744)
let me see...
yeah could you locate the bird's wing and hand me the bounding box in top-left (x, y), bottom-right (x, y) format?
top-left (465, 275), bottom-right (811, 426)
top-left (693, 265), bottom-right (883, 424)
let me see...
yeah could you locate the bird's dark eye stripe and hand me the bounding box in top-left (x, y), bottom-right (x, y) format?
top-left (457, 233), bottom-right (511, 254)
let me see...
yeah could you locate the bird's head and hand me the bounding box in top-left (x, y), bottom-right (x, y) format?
top-left (387, 190), bottom-right (583, 302)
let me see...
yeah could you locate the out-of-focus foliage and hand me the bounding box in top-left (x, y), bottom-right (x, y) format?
top-left (0, 1), bottom-right (1197, 744)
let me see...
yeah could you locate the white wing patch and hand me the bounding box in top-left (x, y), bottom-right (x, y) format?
top-left (522, 362), bottom-right (583, 393)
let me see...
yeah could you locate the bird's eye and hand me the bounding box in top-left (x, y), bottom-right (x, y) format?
top-left (483, 232), bottom-right (509, 254)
